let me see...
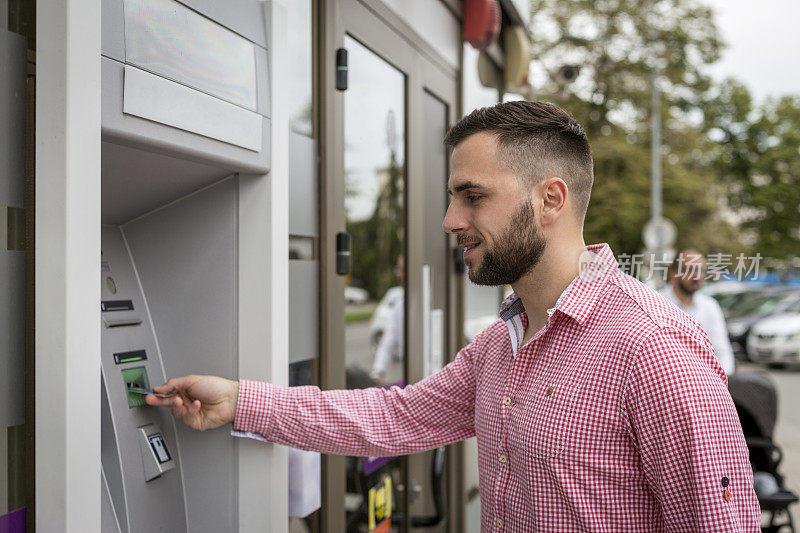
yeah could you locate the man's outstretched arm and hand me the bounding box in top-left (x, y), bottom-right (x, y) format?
top-left (147, 340), bottom-right (480, 457)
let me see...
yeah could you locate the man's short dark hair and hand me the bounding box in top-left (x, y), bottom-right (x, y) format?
top-left (670, 248), bottom-right (704, 275)
top-left (444, 101), bottom-right (594, 221)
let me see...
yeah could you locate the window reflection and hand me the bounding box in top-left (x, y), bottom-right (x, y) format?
top-left (343, 36), bottom-right (406, 388)
top-left (341, 34), bottom-right (407, 532)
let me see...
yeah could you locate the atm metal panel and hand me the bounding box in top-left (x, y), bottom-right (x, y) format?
top-left (101, 226), bottom-right (188, 533)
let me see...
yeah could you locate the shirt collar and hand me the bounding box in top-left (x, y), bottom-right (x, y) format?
top-left (498, 243), bottom-right (619, 326)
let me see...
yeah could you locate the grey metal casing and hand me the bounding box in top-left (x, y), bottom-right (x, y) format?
top-left (101, 226), bottom-right (189, 533)
top-left (101, 0), bottom-right (271, 176)
top-left (99, 1), bottom-right (275, 530)
top-left (122, 177), bottom-right (239, 532)
top-left (288, 132), bottom-right (320, 363)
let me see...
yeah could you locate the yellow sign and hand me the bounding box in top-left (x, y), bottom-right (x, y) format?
top-left (368, 474), bottom-right (392, 532)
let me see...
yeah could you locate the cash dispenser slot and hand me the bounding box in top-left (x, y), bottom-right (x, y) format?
top-left (102, 300), bottom-right (142, 328)
top-left (103, 316), bottom-right (143, 328)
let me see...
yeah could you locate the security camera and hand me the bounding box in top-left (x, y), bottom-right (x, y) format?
top-left (552, 65), bottom-right (581, 86)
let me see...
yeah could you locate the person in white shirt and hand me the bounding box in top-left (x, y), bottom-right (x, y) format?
top-left (660, 248), bottom-right (736, 375)
top-left (371, 256), bottom-right (404, 383)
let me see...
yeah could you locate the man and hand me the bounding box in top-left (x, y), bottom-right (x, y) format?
top-left (660, 248), bottom-right (736, 375)
top-left (148, 102), bottom-right (760, 531)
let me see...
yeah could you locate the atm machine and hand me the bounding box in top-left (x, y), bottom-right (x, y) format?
top-left (99, 0), bottom-right (279, 531)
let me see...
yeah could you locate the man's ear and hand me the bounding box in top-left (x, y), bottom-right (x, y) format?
top-left (539, 177), bottom-right (568, 226)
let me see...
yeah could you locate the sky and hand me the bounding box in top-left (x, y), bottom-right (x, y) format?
top-left (705, 0), bottom-right (800, 102)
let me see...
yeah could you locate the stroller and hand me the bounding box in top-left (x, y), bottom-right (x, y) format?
top-left (729, 372), bottom-right (799, 532)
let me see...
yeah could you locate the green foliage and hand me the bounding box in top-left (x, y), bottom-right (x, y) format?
top-left (529, 0), bottom-right (722, 134)
top-left (347, 154), bottom-right (404, 300)
top-left (528, 0), bottom-right (745, 257)
top-left (705, 80), bottom-right (800, 259)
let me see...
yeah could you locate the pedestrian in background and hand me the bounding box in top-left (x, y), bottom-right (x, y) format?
top-left (660, 248), bottom-right (736, 375)
top-left (371, 256), bottom-right (404, 383)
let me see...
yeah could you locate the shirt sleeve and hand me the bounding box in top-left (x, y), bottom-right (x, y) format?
top-left (706, 299), bottom-right (736, 376)
top-left (232, 341), bottom-right (479, 456)
top-left (622, 327), bottom-right (760, 532)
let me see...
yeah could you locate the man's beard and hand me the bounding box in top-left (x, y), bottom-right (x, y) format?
top-left (675, 278), bottom-right (701, 296)
top-left (465, 199), bottom-right (546, 286)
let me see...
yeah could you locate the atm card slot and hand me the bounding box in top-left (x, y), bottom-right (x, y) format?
top-left (101, 300), bottom-right (134, 312)
top-left (114, 349), bottom-right (148, 365)
top-left (103, 317), bottom-right (143, 328)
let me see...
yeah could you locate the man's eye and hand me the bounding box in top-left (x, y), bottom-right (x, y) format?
top-left (466, 195), bottom-right (481, 203)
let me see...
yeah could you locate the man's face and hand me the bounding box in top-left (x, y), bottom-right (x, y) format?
top-left (443, 133), bottom-right (547, 286)
top-left (673, 251), bottom-right (706, 296)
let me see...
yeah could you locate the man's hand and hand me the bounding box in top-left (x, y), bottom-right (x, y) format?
top-left (145, 375), bottom-right (239, 431)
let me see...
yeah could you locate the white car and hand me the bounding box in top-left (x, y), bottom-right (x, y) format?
top-left (746, 312), bottom-right (800, 367)
top-left (344, 286), bottom-right (370, 305)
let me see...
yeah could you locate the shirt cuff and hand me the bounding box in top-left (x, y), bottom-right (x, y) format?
top-left (231, 379), bottom-right (275, 441)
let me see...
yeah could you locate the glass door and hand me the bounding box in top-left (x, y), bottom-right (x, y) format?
top-left (340, 33), bottom-right (408, 533)
top-left (322, 1), bottom-right (459, 531)
top-left (342, 35), bottom-right (406, 389)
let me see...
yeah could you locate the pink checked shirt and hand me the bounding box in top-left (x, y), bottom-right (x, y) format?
top-left (234, 243), bottom-right (760, 531)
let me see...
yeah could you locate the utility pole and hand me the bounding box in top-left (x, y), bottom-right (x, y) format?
top-left (642, 12), bottom-right (676, 287)
top-left (651, 61), bottom-right (662, 223)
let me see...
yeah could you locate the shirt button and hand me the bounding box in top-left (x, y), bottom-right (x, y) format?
top-left (502, 396), bottom-right (512, 406)
top-left (545, 386), bottom-right (554, 396)
top-left (498, 454), bottom-right (507, 464)
top-left (496, 518), bottom-right (503, 527)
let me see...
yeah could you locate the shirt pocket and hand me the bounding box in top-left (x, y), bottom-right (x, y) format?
top-left (510, 382), bottom-right (580, 459)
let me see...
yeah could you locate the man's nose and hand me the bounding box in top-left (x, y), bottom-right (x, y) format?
top-left (442, 201), bottom-right (467, 234)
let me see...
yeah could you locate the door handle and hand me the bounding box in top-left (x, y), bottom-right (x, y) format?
top-left (336, 232), bottom-right (351, 275)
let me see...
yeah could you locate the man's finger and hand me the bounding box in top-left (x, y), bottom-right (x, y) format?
top-left (153, 377), bottom-right (185, 394)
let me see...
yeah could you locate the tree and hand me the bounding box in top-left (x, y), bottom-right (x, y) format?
top-left (529, 0), bottom-right (722, 134)
top-left (528, 0), bottom-right (738, 258)
top-left (346, 153), bottom-right (404, 300)
top-left (705, 78), bottom-right (800, 259)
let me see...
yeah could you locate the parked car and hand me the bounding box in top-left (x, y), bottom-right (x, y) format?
top-left (368, 286), bottom-right (403, 351)
top-left (702, 281), bottom-right (762, 315)
top-left (746, 309), bottom-right (800, 368)
top-left (724, 289), bottom-right (800, 357)
top-left (345, 285), bottom-right (370, 305)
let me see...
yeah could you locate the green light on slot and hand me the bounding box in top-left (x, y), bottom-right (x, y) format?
top-left (121, 366), bottom-right (150, 408)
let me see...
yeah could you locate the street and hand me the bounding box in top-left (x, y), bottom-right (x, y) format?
top-left (738, 363), bottom-right (800, 527)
